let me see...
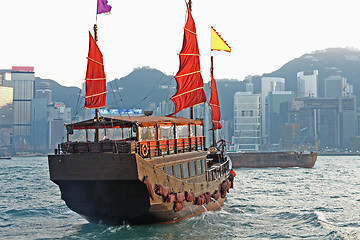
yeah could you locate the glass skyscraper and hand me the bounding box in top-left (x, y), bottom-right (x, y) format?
top-left (12, 66), bottom-right (35, 152)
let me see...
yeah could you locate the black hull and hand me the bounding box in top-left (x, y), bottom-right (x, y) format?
top-left (228, 151), bottom-right (317, 168)
top-left (48, 152), bottom-right (231, 225)
top-left (55, 180), bottom-right (150, 224)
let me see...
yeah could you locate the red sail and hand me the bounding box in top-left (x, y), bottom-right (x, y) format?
top-left (169, 3), bottom-right (206, 116)
top-left (85, 32), bottom-right (107, 109)
top-left (209, 70), bottom-right (222, 130)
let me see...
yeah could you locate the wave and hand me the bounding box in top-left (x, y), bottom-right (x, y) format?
top-left (315, 211), bottom-right (360, 240)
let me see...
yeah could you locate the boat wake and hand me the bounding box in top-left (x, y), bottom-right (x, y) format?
top-left (315, 210), bottom-right (335, 226)
top-left (314, 211), bottom-right (360, 239)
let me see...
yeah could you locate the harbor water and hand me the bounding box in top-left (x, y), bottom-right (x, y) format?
top-left (0, 156), bottom-right (359, 239)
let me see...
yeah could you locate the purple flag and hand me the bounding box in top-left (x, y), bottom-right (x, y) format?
top-left (97, 0), bottom-right (112, 14)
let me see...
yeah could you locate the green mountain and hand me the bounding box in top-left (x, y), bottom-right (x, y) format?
top-left (106, 67), bottom-right (175, 110)
top-left (38, 47), bottom-right (360, 122)
top-left (34, 78), bottom-right (83, 114)
top-left (258, 47), bottom-right (360, 99)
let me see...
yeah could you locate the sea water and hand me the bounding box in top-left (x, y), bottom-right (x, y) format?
top-left (0, 156), bottom-right (359, 239)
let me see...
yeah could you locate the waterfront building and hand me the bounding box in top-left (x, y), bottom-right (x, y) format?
top-left (0, 86), bottom-right (13, 108)
top-left (233, 92), bottom-right (261, 151)
top-left (287, 97), bottom-right (357, 149)
top-left (268, 91), bottom-right (294, 145)
top-left (245, 76), bottom-right (254, 94)
top-left (31, 98), bottom-right (48, 152)
top-left (325, 75), bottom-right (347, 98)
top-left (12, 66), bottom-right (35, 153)
top-left (36, 82), bottom-right (52, 105)
top-left (48, 102), bottom-right (72, 151)
top-left (297, 70), bottom-right (318, 98)
top-left (261, 77), bottom-right (285, 145)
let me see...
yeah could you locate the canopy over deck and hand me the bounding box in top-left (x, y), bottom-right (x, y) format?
top-left (67, 116), bottom-right (204, 130)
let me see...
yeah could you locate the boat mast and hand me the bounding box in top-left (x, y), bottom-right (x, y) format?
top-left (170, 0), bottom-right (206, 117)
top-left (188, 0), bottom-right (194, 119)
top-left (211, 55), bottom-right (216, 147)
top-left (93, 23), bottom-right (100, 142)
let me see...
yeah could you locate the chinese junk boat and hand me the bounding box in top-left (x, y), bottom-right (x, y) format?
top-left (48, 0), bottom-right (234, 225)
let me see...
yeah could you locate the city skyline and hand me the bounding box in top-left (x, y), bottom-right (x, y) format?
top-left (2, 0), bottom-right (360, 88)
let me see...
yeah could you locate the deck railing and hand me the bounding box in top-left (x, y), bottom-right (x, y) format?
top-left (206, 157), bottom-right (230, 181)
top-left (56, 136), bottom-right (205, 158)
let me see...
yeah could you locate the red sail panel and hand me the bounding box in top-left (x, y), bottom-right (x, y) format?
top-left (170, 3), bottom-right (206, 116)
top-left (85, 32), bottom-right (107, 109)
top-left (209, 71), bottom-right (222, 130)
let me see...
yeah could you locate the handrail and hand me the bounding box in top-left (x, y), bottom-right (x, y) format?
top-left (56, 136), bottom-right (205, 157)
top-left (206, 157), bottom-right (230, 181)
top-left (137, 136), bottom-right (204, 158)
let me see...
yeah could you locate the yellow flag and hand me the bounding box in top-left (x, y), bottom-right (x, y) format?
top-left (211, 26), bottom-right (231, 52)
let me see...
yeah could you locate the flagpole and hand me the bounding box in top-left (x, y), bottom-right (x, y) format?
top-left (96, 0), bottom-right (98, 22)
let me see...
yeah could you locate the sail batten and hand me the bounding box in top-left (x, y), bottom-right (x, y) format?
top-left (85, 78), bottom-right (106, 81)
top-left (87, 57), bottom-right (105, 66)
top-left (175, 70), bottom-right (201, 78)
top-left (85, 91), bottom-right (107, 98)
top-left (169, 2), bottom-right (206, 116)
top-left (85, 31), bottom-right (107, 109)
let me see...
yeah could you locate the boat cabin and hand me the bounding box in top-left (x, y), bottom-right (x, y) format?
top-left (57, 116), bottom-right (205, 158)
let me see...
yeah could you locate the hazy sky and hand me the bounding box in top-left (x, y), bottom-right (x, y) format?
top-left (1, 0), bottom-right (360, 87)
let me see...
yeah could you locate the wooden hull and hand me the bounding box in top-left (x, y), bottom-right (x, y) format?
top-left (228, 151), bottom-right (317, 168)
top-left (48, 151), bottom-right (231, 225)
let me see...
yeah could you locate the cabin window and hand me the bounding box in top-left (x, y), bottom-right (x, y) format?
top-left (176, 125), bottom-right (188, 139)
top-left (131, 126), bottom-right (137, 139)
top-left (190, 125), bottom-right (195, 137)
top-left (159, 166), bottom-right (164, 171)
top-left (106, 128), bottom-right (124, 140)
top-left (166, 165), bottom-right (173, 175)
top-left (138, 126), bottom-right (156, 141)
top-left (69, 129), bottom-right (86, 142)
top-left (175, 164), bottom-right (182, 178)
top-left (159, 125), bottom-right (174, 140)
top-left (99, 129), bottom-right (107, 141)
top-left (70, 129), bottom-right (107, 142)
top-left (196, 125), bottom-right (203, 137)
top-left (119, 128), bottom-right (131, 140)
top-left (182, 162), bottom-right (189, 178)
top-left (190, 161), bottom-right (196, 177)
top-left (196, 159), bottom-right (202, 174)
top-left (202, 159), bottom-right (206, 171)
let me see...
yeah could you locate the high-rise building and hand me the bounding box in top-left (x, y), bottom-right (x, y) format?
top-left (12, 66), bottom-right (35, 152)
top-left (36, 82), bottom-right (52, 105)
top-left (287, 97), bottom-right (357, 149)
top-left (261, 77), bottom-right (285, 145)
top-left (245, 76), bottom-right (254, 94)
top-left (48, 102), bottom-right (72, 151)
top-left (341, 97), bottom-right (357, 147)
top-left (233, 92), bottom-right (261, 151)
top-left (268, 91), bottom-right (294, 144)
top-left (325, 75), bottom-right (347, 98)
top-left (297, 70), bottom-right (318, 98)
top-left (0, 86), bottom-right (13, 108)
top-left (31, 98), bottom-right (48, 152)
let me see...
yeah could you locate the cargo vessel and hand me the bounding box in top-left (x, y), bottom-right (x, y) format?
top-left (228, 151), bottom-right (317, 168)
